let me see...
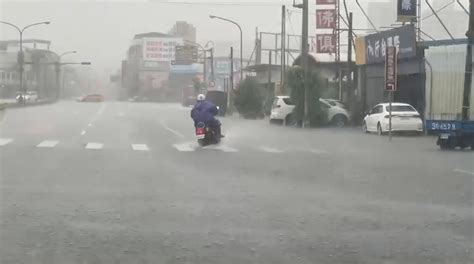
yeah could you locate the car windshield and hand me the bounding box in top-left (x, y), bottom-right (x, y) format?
top-left (386, 105), bottom-right (416, 112)
top-left (1, 1), bottom-right (472, 264)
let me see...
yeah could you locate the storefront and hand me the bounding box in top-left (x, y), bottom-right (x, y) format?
top-left (356, 25), bottom-right (425, 114)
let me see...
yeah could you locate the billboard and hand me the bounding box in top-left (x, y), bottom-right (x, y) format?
top-left (142, 37), bottom-right (183, 62)
top-left (316, 9), bottom-right (336, 29)
top-left (397, 0), bottom-right (417, 22)
top-left (316, 0), bottom-right (336, 4)
top-left (316, 34), bottom-right (336, 54)
top-left (355, 25), bottom-right (416, 65)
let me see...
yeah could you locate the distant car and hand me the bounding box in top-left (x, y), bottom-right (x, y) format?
top-left (363, 103), bottom-right (423, 135)
top-left (269, 96), bottom-right (350, 127)
top-left (78, 94), bottom-right (104, 102)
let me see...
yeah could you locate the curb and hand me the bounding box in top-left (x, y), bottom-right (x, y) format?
top-left (0, 100), bottom-right (54, 110)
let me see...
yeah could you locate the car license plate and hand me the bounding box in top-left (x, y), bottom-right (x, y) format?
top-left (196, 134), bottom-right (205, 139)
top-left (440, 133), bottom-right (450, 139)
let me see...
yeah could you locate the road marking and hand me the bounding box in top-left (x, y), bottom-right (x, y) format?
top-left (0, 138), bottom-right (13, 146)
top-left (97, 104), bottom-right (106, 115)
top-left (37, 140), bottom-right (59, 148)
top-left (205, 144), bottom-right (239, 152)
top-left (161, 121), bottom-right (185, 138)
top-left (132, 144), bottom-right (149, 151)
top-left (81, 130), bottom-right (86, 136)
top-left (85, 143), bottom-right (103, 150)
top-left (173, 143), bottom-right (195, 152)
top-left (453, 169), bottom-right (474, 176)
top-left (259, 146), bottom-right (283, 153)
top-left (87, 123), bottom-right (93, 127)
top-left (310, 149), bottom-right (329, 154)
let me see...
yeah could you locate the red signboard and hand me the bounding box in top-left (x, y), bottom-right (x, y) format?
top-left (316, 9), bottom-right (336, 29)
top-left (316, 34), bottom-right (336, 54)
top-left (316, 0), bottom-right (336, 5)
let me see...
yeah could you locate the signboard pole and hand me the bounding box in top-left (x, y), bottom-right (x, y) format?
top-left (389, 91), bottom-right (393, 141)
top-left (385, 46), bottom-right (397, 142)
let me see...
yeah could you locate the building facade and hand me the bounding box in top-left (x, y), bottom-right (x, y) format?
top-left (169, 21), bottom-right (196, 43)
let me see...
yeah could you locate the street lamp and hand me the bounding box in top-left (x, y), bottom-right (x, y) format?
top-left (0, 21), bottom-right (50, 95)
top-left (57, 51), bottom-right (77, 99)
top-left (209, 15), bottom-right (243, 81)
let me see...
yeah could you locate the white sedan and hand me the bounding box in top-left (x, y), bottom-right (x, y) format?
top-left (363, 103), bottom-right (423, 135)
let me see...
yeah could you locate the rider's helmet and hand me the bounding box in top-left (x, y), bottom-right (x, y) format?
top-left (197, 94), bottom-right (206, 102)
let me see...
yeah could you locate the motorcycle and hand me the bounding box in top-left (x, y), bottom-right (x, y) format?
top-left (195, 122), bottom-right (221, 146)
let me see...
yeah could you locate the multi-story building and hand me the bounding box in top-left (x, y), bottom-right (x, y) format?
top-left (169, 21), bottom-right (196, 43)
top-left (120, 32), bottom-right (184, 101)
top-left (0, 39), bottom-right (58, 100)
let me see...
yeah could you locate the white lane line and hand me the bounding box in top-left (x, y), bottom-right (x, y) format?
top-left (85, 143), bottom-right (103, 150)
top-left (161, 121), bottom-right (185, 138)
top-left (37, 140), bottom-right (59, 148)
top-left (259, 146), bottom-right (283, 153)
top-left (81, 130), bottom-right (86, 136)
top-left (132, 144), bottom-right (149, 151)
top-left (453, 169), bottom-right (474, 176)
top-left (87, 123), bottom-right (93, 127)
top-left (0, 138), bottom-right (13, 146)
top-left (173, 143), bottom-right (195, 152)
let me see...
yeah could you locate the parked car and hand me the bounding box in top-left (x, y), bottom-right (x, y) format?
top-left (78, 94), bottom-right (104, 102)
top-left (269, 96), bottom-right (350, 127)
top-left (25, 91), bottom-right (39, 102)
top-left (362, 103), bottom-right (423, 135)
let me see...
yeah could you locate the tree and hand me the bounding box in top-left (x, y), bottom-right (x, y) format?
top-left (233, 77), bottom-right (264, 119)
top-left (285, 66), bottom-right (327, 127)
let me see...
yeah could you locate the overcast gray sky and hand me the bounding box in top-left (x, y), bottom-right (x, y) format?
top-left (0, 0), bottom-right (469, 77)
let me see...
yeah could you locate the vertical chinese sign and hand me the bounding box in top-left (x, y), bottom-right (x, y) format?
top-left (385, 46), bottom-right (397, 92)
top-left (397, 0), bottom-right (417, 22)
top-left (315, 0), bottom-right (336, 54)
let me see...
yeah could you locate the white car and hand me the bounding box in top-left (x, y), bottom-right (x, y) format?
top-left (25, 91), bottom-right (38, 102)
top-left (363, 103), bottom-right (423, 135)
top-left (269, 96), bottom-right (350, 127)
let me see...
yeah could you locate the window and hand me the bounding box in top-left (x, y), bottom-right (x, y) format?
top-left (282, 98), bottom-right (294, 105)
top-left (371, 105), bottom-right (383, 114)
top-left (386, 105), bottom-right (416, 112)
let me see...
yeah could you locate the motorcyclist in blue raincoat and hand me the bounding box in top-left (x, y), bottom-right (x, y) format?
top-left (191, 94), bottom-right (222, 138)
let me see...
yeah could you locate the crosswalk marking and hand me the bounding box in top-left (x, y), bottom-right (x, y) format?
top-left (173, 143), bottom-right (195, 152)
top-left (0, 138), bottom-right (13, 146)
top-left (204, 144), bottom-right (239, 152)
top-left (85, 143), bottom-right (103, 150)
top-left (259, 146), bottom-right (283, 153)
top-left (309, 149), bottom-right (328, 154)
top-left (37, 140), bottom-right (59, 148)
top-left (132, 144), bottom-right (149, 151)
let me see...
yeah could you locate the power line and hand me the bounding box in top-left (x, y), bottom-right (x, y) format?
top-left (422, 0), bottom-right (455, 21)
top-left (150, 0), bottom-right (290, 6)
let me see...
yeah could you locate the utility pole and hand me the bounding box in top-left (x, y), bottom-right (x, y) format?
top-left (293, 0), bottom-right (309, 127)
top-left (210, 48), bottom-right (215, 81)
top-left (347, 12), bottom-right (355, 124)
top-left (203, 49), bottom-right (207, 85)
top-left (268, 50), bottom-right (272, 92)
top-left (228, 46), bottom-right (234, 113)
top-left (281, 5), bottom-right (286, 94)
top-left (462, 1), bottom-right (473, 120)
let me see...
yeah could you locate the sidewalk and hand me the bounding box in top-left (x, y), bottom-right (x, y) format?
top-left (0, 99), bottom-right (53, 110)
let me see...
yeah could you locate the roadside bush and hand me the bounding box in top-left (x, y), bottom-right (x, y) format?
top-left (233, 77), bottom-right (264, 119)
top-left (285, 66), bottom-right (327, 127)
